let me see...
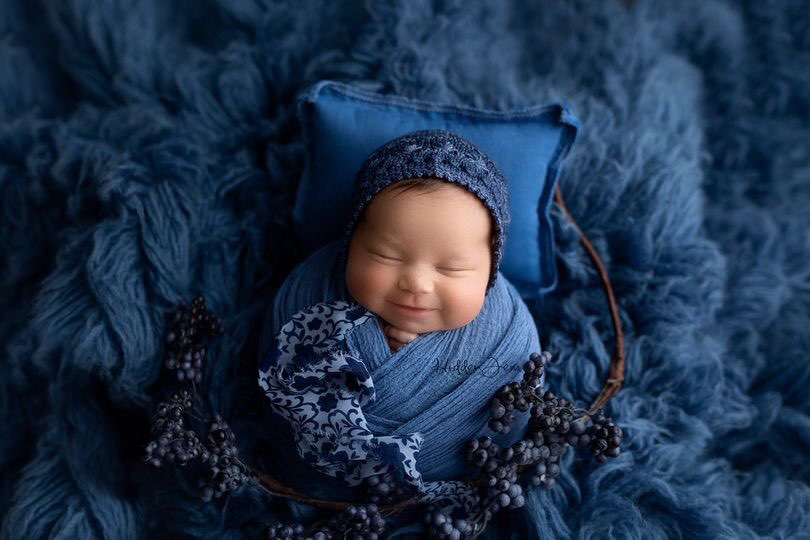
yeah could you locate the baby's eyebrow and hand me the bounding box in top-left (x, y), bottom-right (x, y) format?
top-left (438, 252), bottom-right (478, 264)
top-left (439, 260), bottom-right (476, 268)
top-left (375, 232), bottom-right (403, 246)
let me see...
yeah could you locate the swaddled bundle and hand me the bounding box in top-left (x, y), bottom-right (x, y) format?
top-left (257, 130), bottom-right (544, 513)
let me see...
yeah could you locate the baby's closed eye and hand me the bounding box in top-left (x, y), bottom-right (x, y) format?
top-left (372, 252), bottom-right (401, 262)
top-left (437, 266), bottom-right (471, 273)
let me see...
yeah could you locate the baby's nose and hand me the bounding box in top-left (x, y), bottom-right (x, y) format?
top-left (398, 267), bottom-right (434, 293)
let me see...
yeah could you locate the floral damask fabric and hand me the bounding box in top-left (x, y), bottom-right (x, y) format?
top-left (258, 300), bottom-right (478, 513)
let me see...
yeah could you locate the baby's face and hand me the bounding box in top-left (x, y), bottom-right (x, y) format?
top-left (345, 181), bottom-right (492, 335)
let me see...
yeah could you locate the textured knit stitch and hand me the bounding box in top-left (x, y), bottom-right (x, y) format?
top-left (337, 129), bottom-right (511, 293)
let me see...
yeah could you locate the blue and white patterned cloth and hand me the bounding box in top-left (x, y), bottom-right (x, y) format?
top-left (258, 299), bottom-right (480, 511)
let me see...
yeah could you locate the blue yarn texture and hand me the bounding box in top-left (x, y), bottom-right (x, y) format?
top-left (1, 1), bottom-right (809, 539)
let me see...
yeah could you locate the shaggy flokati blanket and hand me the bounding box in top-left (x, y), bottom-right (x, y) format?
top-left (1, 0), bottom-right (808, 538)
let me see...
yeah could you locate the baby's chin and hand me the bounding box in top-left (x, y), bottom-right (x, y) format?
top-left (376, 310), bottom-right (475, 334)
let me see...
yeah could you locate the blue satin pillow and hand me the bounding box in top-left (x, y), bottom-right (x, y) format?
top-left (294, 80), bottom-right (579, 298)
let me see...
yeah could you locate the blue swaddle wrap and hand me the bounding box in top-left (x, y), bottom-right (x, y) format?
top-left (257, 239), bottom-right (543, 504)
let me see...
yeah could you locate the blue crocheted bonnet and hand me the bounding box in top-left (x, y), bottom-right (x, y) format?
top-left (337, 129), bottom-right (511, 292)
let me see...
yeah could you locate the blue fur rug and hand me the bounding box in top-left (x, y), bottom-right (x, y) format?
top-left (1, 0), bottom-right (808, 538)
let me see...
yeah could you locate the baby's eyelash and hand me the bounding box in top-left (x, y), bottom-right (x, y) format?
top-left (370, 251), bottom-right (400, 261)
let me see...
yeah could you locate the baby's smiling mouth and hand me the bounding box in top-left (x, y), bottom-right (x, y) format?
top-left (390, 301), bottom-right (434, 314)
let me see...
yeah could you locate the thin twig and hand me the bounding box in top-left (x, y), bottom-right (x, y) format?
top-left (250, 466), bottom-right (420, 513)
top-left (553, 184), bottom-right (625, 423)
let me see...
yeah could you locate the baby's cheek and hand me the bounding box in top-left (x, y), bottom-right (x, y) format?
top-left (441, 281), bottom-right (487, 329)
top-left (347, 259), bottom-right (391, 306)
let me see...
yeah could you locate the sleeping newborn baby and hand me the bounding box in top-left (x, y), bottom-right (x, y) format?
top-left (258, 129), bottom-right (542, 501)
top-left (344, 176), bottom-right (493, 353)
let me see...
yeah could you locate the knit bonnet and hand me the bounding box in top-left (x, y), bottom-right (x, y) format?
top-left (337, 129), bottom-right (511, 292)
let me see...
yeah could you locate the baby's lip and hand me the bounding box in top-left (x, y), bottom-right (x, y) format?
top-left (391, 301), bottom-right (433, 311)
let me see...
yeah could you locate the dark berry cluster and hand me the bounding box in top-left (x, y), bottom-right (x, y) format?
top-left (453, 351), bottom-right (623, 534)
top-left (362, 470), bottom-right (417, 505)
top-left (423, 506), bottom-right (475, 539)
top-left (144, 395), bottom-right (257, 500)
top-left (324, 504), bottom-right (386, 540)
top-left (145, 297), bottom-right (256, 501)
top-left (144, 390), bottom-right (203, 468)
top-left (465, 435), bottom-right (527, 519)
top-left (265, 523), bottom-right (305, 539)
top-left (199, 414), bottom-right (259, 501)
top-left (488, 351), bottom-right (550, 434)
top-left (568, 409), bottom-right (623, 463)
top-left (164, 295), bottom-right (224, 383)
top-left (525, 430), bottom-right (565, 489)
top-left (264, 504), bottom-right (386, 539)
